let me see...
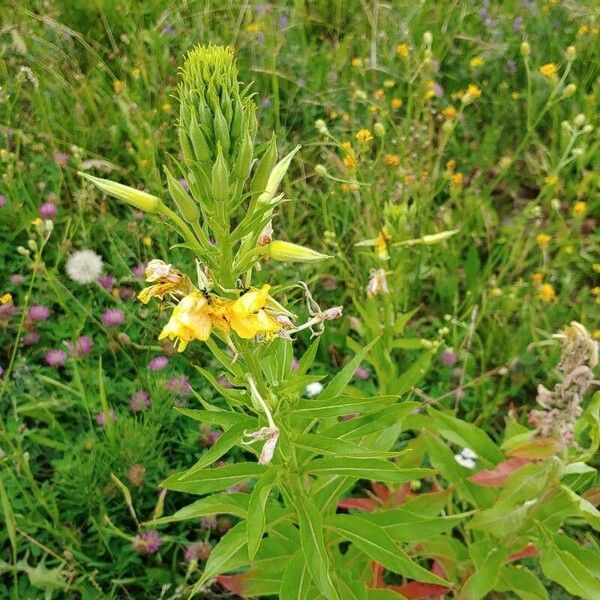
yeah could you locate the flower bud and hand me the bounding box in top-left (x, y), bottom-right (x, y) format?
top-left (565, 45), bottom-right (576, 61)
top-left (520, 42), bottom-right (530, 57)
top-left (211, 144), bottom-right (229, 203)
top-left (373, 122), bottom-right (385, 138)
top-left (563, 83), bottom-right (577, 97)
top-left (250, 133), bottom-right (278, 196)
top-left (550, 198), bottom-right (561, 211)
top-left (165, 166), bottom-right (200, 222)
top-left (266, 240), bottom-right (331, 263)
top-left (573, 113), bottom-right (586, 127)
top-left (257, 145), bottom-right (301, 205)
top-left (423, 31), bottom-right (433, 46)
top-left (315, 119), bottom-right (329, 135)
top-left (80, 173), bottom-right (161, 213)
top-left (582, 124), bottom-right (593, 133)
top-left (314, 164), bottom-right (328, 176)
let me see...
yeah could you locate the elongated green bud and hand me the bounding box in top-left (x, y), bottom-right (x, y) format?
top-left (80, 173), bottom-right (161, 213)
top-left (266, 240), bottom-right (331, 263)
top-left (189, 113), bottom-right (212, 163)
top-left (250, 134), bottom-right (278, 195)
top-left (234, 131), bottom-right (254, 181)
top-left (178, 127), bottom-right (195, 166)
top-left (211, 144), bottom-right (229, 203)
top-left (214, 105), bottom-right (230, 155)
top-left (164, 166), bottom-right (199, 222)
top-left (258, 145), bottom-right (301, 204)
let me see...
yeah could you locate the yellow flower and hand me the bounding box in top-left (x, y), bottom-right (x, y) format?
top-left (592, 287), bottom-right (600, 298)
top-left (246, 23), bottom-right (261, 34)
top-left (226, 285), bottom-right (281, 340)
top-left (462, 84), bottom-right (481, 103)
top-left (578, 24), bottom-right (590, 35)
top-left (544, 174), bottom-right (559, 187)
top-left (340, 183), bottom-right (358, 193)
top-left (113, 80), bottom-right (124, 95)
top-left (451, 172), bottom-right (464, 188)
top-left (143, 236), bottom-right (153, 247)
top-left (0, 293), bottom-right (13, 305)
top-left (351, 57), bottom-right (364, 68)
top-left (343, 154), bottom-right (358, 171)
top-left (340, 141), bottom-right (352, 152)
top-left (396, 43), bottom-right (410, 59)
top-left (442, 106), bottom-right (458, 119)
top-left (592, 263), bottom-right (600, 273)
top-left (138, 260), bottom-right (193, 304)
top-left (383, 154), bottom-right (400, 167)
top-left (159, 291), bottom-right (227, 351)
top-left (375, 228), bottom-right (391, 261)
top-left (532, 272), bottom-right (544, 285)
top-left (536, 233), bottom-right (551, 247)
top-left (356, 129), bottom-right (373, 143)
top-left (383, 79), bottom-right (395, 88)
top-left (469, 56), bottom-right (485, 69)
top-left (374, 89), bottom-right (385, 100)
top-left (511, 91), bottom-right (521, 100)
top-left (162, 102), bottom-right (172, 113)
top-left (446, 159), bottom-right (456, 172)
top-left (593, 330), bottom-right (600, 341)
top-left (539, 63), bottom-right (558, 81)
top-left (391, 98), bottom-right (403, 110)
top-left (573, 201), bottom-right (587, 216)
top-left (491, 287), bottom-right (503, 297)
top-left (537, 283), bottom-right (556, 302)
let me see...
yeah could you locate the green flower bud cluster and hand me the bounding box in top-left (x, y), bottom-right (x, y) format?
top-left (178, 45), bottom-right (259, 212)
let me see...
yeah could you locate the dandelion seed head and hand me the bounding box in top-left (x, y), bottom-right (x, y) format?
top-left (66, 250), bottom-right (103, 284)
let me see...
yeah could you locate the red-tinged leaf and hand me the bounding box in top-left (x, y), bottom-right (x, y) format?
top-left (431, 560), bottom-right (446, 578)
top-left (389, 483), bottom-right (412, 507)
top-left (507, 543), bottom-right (539, 563)
top-left (468, 458), bottom-right (530, 487)
top-left (217, 572), bottom-right (250, 594)
top-left (369, 562), bottom-right (385, 588)
top-left (338, 497), bottom-right (379, 512)
top-left (507, 438), bottom-right (559, 459)
top-left (372, 482), bottom-right (390, 502)
top-left (389, 582), bottom-right (450, 599)
top-left (583, 488), bottom-right (600, 507)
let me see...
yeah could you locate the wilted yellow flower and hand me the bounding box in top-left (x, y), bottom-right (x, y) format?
top-left (113, 80), bottom-right (124, 95)
top-left (159, 292), bottom-right (223, 351)
top-left (451, 172), bottom-right (464, 188)
top-left (539, 63), bottom-right (558, 80)
top-left (343, 154), bottom-right (358, 171)
top-left (0, 293), bottom-right (13, 305)
top-left (226, 285), bottom-right (281, 340)
top-left (366, 269), bottom-right (389, 297)
top-left (532, 272), bottom-right (544, 285)
top-left (138, 259), bottom-right (193, 304)
top-left (383, 154), bottom-right (400, 167)
top-left (536, 233), bottom-right (551, 247)
top-left (356, 129), bottom-right (374, 143)
top-left (573, 201), bottom-right (587, 216)
top-left (442, 106), bottom-right (458, 119)
top-left (396, 43), bottom-right (410, 59)
top-left (537, 283), bottom-right (556, 302)
top-left (469, 56), bottom-right (485, 69)
top-left (391, 98), bottom-right (403, 110)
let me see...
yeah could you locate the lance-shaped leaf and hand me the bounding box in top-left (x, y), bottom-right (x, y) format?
top-left (257, 145), bottom-right (301, 204)
top-left (247, 468), bottom-right (279, 561)
top-left (292, 394), bottom-right (399, 418)
top-left (281, 550), bottom-right (312, 600)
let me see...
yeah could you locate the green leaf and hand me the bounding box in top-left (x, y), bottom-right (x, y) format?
top-left (0, 478), bottom-right (17, 561)
top-left (182, 421), bottom-right (253, 477)
top-left (392, 350), bottom-right (433, 396)
top-left (459, 539), bottom-right (506, 600)
top-left (197, 521), bottom-right (248, 587)
top-left (292, 394), bottom-right (399, 418)
top-left (297, 497), bottom-right (339, 600)
top-left (294, 434), bottom-right (402, 459)
top-left (540, 545), bottom-right (600, 600)
top-left (280, 551), bottom-right (313, 600)
top-left (304, 457), bottom-right (432, 483)
top-left (145, 493), bottom-right (249, 525)
top-left (175, 407), bottom-right (253, 428)
top-left (317, 339), bottom-right (378, 404)
top-left (247, 469), bottom-right (278, 561)
top-left (368, 590), bottom-right (408, 600)
top-left (325, 514), bottom-right (448, 586)
top-left (497, 566), bottom-right (549, 600)
top-left (296, 337), bottom-right (321, 376)
top-left (561, 484), bottom-right (600, 532)
top-left (161, 463), bottom-right (266, 495)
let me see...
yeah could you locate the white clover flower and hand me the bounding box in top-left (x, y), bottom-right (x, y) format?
top-left (65, 249), bottom-right (103, 284)
top-left (305, 382), bottom-right (324, 398)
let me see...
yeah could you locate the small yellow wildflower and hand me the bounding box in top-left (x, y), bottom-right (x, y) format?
top-left (451, 172), bottom-right (464, 188)
top-left (162, 102), bottom-right (172, 113)
top-left (343, 154), bottom-right (358, 171)
top-left (131, 67), bottom-right (141, 79)
top-left (442, 106), bottom-right (458, 119)
top-left (340, 141), bottom-right (352, 153)
top-left (340, 183), bottom-right (359, 193)
top-left (536, 233), bottom-right (551, 247)
top-left (0, 293), bottom-right (13, 305)
top-left (544, 174), bottom-right (559, 187)
top-left (143, 236), bottom-right (153, 247)
top-left (113, 80), bottom-right (124, 95)
top-left (469, 56), bottom-right (485, 69)
top-left (375, 228), bottom-right (391, 261)
top-left (537, 283), bottom-right (556, 302)
top-left (396, 43), bottom-right (410, 59)
top-left (462, 84), bottom-right (481, 104)
top-left (573, 201), bottom-right (587, 216)
top-left (446, 159), bottom-right (456, 172)
top-left (111, 288), bottom-right (120, 299)
top-left (374, 89), bottom-right (385, 101)
top-left (532, 272), bottom-right (544, 285)
top-left (246, 23), bottom-right (261, 34)
top-left (383, 79), bottom-right (395, 88)
top-left (539, 63), bottom-right (558, 81)
top-left (593, 330), bottom-right (600, 341)
top-left (491, 287), bottom-right (503, 297)
top-left (511, 91), bottom-right (521, 100)
top-left (592, 263), bottom-right (600, 273)
top-left (592, 287), bottom-right (600, 298)
top-left (391, 98), bottom-right (403, 110)
top-left (351, 57), bottom-right (364, 68)
top-left (383, 154), bottom-right (401, 167)
top-left (356, 129), bottom-right (374, 143)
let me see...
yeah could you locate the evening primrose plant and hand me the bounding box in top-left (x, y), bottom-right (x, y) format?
top-left (81, 45), bottom-right (440, 597)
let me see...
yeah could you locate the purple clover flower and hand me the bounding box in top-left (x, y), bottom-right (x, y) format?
top-left (95, 408), bottom-right (117, 426)
top-left (39, 202), bottom-right (57, 219)
top-left (130, 390), bottom-right (151, 412)
top-left (102, 309), bottom-right (125, 328)
top-left (28, 304), bottom-right (51, 322)
top-left (148, 355), bottom-right (168, 371)
top-left (45, 349), bottom-right (67, 367)
top-left (98, 275), bottom-right (114, 290)
top-left (67, 335), bottom-right (93, 357)
top-left (132, 530), bottom-right (162, 555)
